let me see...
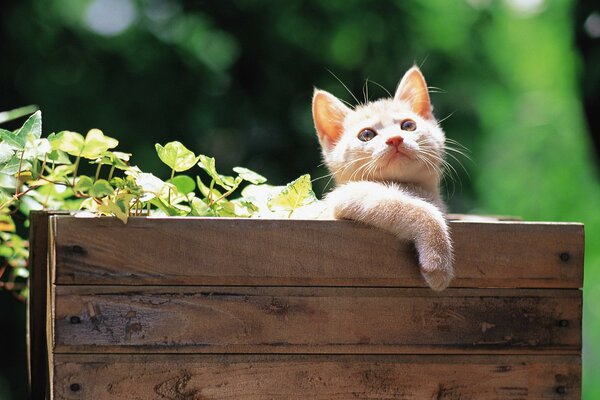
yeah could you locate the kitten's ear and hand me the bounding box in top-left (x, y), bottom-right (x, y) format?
top-left (394, 66), bottom-right (433, 120)
top-left (312, 89), bottom-right (351, 150)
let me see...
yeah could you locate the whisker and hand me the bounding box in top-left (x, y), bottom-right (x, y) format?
top-left (326, 68), bottom-right (360, 106)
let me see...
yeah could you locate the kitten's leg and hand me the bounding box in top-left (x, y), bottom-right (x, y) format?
top-left (326, 181), bottom-right (454, 290)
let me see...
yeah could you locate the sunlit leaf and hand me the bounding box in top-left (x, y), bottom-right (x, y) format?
top-left (17, 110), bottom-right (42, 140)
top-left (190, 197), bottom-right (213, 216)
top-left (233, 166), bottom-right (267, 184)
top-left (155, 141), bottom-right (198, 172)
top-left (268, 174), bottom-right (316, 214)
top-left (51, 131), bottom-right (85, 155)
top-left (0, 142), bottom-right (14, 163)
top-left (80, 129), bottom-right (119, 159)
top-left (197, 154), bottom-right (227, 188)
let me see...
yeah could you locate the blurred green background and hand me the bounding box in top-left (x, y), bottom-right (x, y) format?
top-left (1, 0), bottom-right (599, 398)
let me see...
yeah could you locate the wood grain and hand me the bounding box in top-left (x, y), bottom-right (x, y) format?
top-left (52, 354), bottom-right (581, 400)
top-left (50, 216), bottom-right (584, 288)
top-left (52, 286), bottom-right (581, 354)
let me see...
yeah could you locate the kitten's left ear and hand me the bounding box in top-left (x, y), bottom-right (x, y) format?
top-left (394, 66), bottom-right (433, 120)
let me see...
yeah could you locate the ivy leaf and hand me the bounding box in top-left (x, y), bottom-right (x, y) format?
top-left (89, 179), bottom-right (114, 198)
top-left (197, 154), bottom-right (227, 188)
top-left (0, 142), bottom-right (14, 163)
top-left (0, 158), bottom-right (32, 175)
top-left (190, 197), bottom-right (213, 216)
top-left (268, 174), bottom-right (316, 214)
top-left (170, 175), bottom-right (196, 194)
top-left (17, 110), bottom-right (42, 140)
top-left (74, 176), bottom-right (93, 194)
top-left (23, 138), bottom-right (51, 160)
top-left (233, 166), bottom-right (267, 184)
top-left (51, 131), bottom-right (85, 155)
top-left (0, 128), bottom-right (25, 150)
top-left (155, 141), bottom-right (198, 172)
top-left (80, 129), bottom-right (119, 159)
top-left (97, 194), bottom-right (132, 224)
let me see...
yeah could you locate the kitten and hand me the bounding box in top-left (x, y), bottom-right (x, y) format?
top-left (312, 66), bottom-right (453, 290)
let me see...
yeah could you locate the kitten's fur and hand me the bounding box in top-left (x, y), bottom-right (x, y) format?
top-left (312, 66), bottom-right (453, 290)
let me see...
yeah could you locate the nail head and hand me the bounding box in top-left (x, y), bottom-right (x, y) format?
top-left (70, 383), bottom-right (81, 392)
top-left (556, 385), bottom-right (566, 394)
top-left (559, 252), bottom-right (570, 262)
top-left (70, 316), bottom-right (81, 324)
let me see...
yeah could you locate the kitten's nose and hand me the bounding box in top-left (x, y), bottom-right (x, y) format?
top-left (386, 136), bottom-right (404, 147)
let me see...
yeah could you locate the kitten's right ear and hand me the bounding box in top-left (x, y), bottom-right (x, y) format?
top-left (312, 89), bottom-right (350, 151)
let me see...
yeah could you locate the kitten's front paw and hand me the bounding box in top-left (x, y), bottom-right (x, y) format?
top-left (417, 235), bottom-right (454, 291)
top-left (420, 254), bottom-right (454, 291)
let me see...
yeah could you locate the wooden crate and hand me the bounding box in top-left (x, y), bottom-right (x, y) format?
top-left (28, 212), bottom-right (584, 399)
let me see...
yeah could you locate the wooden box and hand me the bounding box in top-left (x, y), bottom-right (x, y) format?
top-left (28, 212), bottom-right (584, 399)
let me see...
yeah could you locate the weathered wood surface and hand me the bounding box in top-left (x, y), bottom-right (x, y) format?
top-left (50, 216), bottom-right (584, 288)
top-left (52, 286), bottom-right (581, 354)
top-left (52, 354), bottom-right (581, 400)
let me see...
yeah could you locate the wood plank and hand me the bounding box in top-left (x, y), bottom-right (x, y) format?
top-left (27, 211), bottom-right (54, 400)
top-left (52, 354), bottom-right (581, 400)
top-left (52, 286), bottom-right (581, 354)
top-left (50, 216), bottom-right (584, 288)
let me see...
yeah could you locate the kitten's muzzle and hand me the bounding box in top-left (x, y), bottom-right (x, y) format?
top-left (386, 135), bottom-right (404, 147)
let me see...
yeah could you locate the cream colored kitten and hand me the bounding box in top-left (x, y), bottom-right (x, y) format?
top-left (312, 66), bottom-right (453, 290)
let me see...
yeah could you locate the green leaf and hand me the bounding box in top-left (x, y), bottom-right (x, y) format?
top-left (46, 150), bottom-right (72, 164)
top-left (155, 141), bottom-right (198, 172)
top-left (233, 166), bottom-right (267, 184)
top-left (268, 174), bottom-right (316, 214)
top-left (170, 175), bottom-right (196, 194)
top-left (89, 179), bottom-right (114, 198)
top-left (17, 110), bottom-right (42, 140)
top-left (80, 129), bottom-right (119, 159)
top-left (0, 105), bottom-right (38, 124)
top-left (0, 128), bottom-right (26, 149)
top-left (0, 158), bottom-right (31, 175)
top-left (74, 176), bottom-right (93, 194)
top-left (197, 154), bottom-right (227, 187)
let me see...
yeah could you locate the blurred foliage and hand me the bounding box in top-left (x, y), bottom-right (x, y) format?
top-left (1, 0), bottom-right (599, 398)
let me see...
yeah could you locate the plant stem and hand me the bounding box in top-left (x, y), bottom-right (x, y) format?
top-left (168, 168), bottom-right (175, 205)
top-left (108, 165), bottom-right (115, 180)
top-left (211, 183), bottom-right (240, 205)
top-left (72, 155), bottom-right (81, 186)
top-left (94, 163), bottom-right (102, 181)
top-left (15, 150), bottom-right (25, 196)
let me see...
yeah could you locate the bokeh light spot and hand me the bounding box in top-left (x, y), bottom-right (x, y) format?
top-left (84, 0), bottom-right (137, 37)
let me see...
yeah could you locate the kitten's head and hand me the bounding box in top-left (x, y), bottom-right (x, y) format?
top-left (313, 66), bottom-right (445, 192)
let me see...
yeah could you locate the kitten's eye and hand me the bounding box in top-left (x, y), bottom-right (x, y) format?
top-left (401, 119), bottom-right (417, 131)
top-left (357, 129), bottom-right (377, 142)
